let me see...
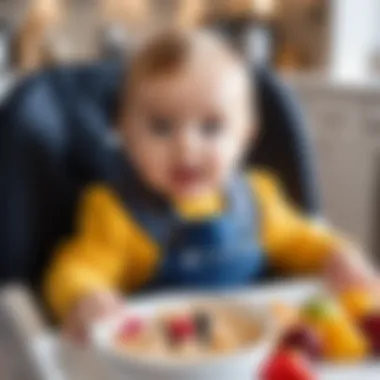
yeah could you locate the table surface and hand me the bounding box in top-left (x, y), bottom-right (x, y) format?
top-left (21, 280), bottom-right (380, 380)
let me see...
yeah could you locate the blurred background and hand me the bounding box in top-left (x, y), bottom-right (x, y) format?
top-left (0, 0), bottom-right (380, 258)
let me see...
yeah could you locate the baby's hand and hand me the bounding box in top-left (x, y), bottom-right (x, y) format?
top-left (324, 245), bottom-right (378, 294)
top-left (63, 291), bottom-right (124, 344)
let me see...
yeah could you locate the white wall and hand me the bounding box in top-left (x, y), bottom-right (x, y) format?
top-left (330, 0), bottom-right (380, 80)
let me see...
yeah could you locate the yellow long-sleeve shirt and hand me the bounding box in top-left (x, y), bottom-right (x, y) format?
top-left (44, 171), bottom-right (341, 321)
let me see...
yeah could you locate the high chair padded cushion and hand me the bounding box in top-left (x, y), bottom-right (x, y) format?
top-left (0, 61), bottom-right (319, 287)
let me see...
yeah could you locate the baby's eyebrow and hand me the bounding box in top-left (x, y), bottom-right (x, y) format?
top-left (132, 98), bottom-right (161, 113)
top-left (137, 93), bottom-right (189, 117)
top-left (144, 103), bottom-right (172, 114)
top-left (140, 104), bottom-right (177, 119)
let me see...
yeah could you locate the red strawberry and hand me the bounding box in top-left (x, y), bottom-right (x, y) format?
top-left (360, 311), bottom-right (380, 356)
top-left (260, 350), bottom-right (317, 380)
top-left (166, 316), bottom-right (196, 343)
top-left (118, 316), bottom-right (144, 341)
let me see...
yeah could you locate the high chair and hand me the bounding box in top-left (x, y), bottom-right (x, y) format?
top-left (0, 284), bottom-right (114, 379)
top-left (0, 59), bottom-right (319, 293)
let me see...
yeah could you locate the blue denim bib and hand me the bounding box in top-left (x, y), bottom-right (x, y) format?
top-left (114, 164), bottom-right (265, 290)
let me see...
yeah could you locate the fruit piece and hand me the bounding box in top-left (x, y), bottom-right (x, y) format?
top-left (280, 325), bottom-right (322, 360)
top-left (321, 317), bottom-right (368, 362)
top-left (193, 311), bottom-right (212, 343)
top-left (166, 315), bottom-right (196, 343)
top-left (338, 289), bottom-right (377, 321)
top-left (118, 316), bottom-right (145, 341)
top-left (302, 297), bottom-right (340, 321)
top-left (260, 350), bottom-right (317, 380)
top-left (302, 297), bottom-right (368, 362)
top-left (360, 311), bottom-right (380, 356)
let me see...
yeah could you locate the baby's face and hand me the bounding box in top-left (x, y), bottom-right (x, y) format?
top-left (123, 60), bottom-right (253, 199)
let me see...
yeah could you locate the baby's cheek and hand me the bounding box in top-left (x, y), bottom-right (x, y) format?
top-left (206, 153), bottom-right (232, 186)
top-left (139, 145), bottom-right (170, 186)
top-left (209, 139), bottom-right (242, 176)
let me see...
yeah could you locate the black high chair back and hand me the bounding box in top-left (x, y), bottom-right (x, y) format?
top-left (0, 60), bottom-right (319, 289)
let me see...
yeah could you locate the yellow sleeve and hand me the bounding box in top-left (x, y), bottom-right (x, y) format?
top-left (250, 171), bottom-right (345, 274)
top-left (43, 186), bottom-right (158, 321)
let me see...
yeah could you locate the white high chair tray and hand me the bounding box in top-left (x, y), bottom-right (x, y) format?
top-left (30, 280), bottom-right (380, 380)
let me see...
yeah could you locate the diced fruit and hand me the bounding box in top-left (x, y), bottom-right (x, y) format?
top-left (260, 350), bottom-right (317, 380)
top-left (302, 297), bottom-right (368, 362)
top-left (302, 297), bottom-right (340, 322)
top-left (321, 317), bottom-right (368, 362)
top-left (280, 325), bottom-right (322, 360)
top-left (118, 316), bottom-right (145, 341)
top-left (338, 289), bottom-right (377, 321)
top-left (166, 316), bottom-right (196, 343)
top-left (360, 311), bottom-right (380, 356)
top-left (193, 311), bottom-right (212, 343)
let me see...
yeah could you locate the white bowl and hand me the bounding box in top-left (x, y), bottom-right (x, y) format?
top-left (86, 296), bottom-right (275, 380)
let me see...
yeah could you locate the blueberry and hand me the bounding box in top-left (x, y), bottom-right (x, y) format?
top-left (194, 312), bottom-right (212, 344)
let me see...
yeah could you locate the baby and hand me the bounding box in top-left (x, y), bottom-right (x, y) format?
top-left (44, 29), bottom-right (379, 341)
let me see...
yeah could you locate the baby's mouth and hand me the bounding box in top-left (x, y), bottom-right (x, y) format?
top-left (170, 166), bottom-right (203, 189)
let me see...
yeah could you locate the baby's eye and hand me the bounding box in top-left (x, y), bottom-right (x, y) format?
top-left (201, 117), bottom-right (224, 137)
top-left (149, 117), bottom-right (173, 137)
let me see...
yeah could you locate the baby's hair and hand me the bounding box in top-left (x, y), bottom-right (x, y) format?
top-left (119, 28), bottom-right (255, 127)
top-left (123, 28), bottom-right (248, 96)
top-left (131, 29), bottom-right (193, 80)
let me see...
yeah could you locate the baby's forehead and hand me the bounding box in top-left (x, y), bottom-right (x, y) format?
top-left (127, 30), bottom-right (252, 111)
top-left (133, 60), bottom-right (250, 116)
top-left (134, 61), bottom-right (250, 116)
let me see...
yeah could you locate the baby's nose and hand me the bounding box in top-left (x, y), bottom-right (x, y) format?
top-left (175, 126), bottom-right (201, 156)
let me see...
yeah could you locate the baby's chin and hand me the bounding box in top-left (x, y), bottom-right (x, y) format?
top-left (167, 182), bottom-right (216, 201)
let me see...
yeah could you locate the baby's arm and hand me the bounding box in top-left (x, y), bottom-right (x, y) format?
top-left (251, 171), bottom-right (378, 292)
top-left (44, 186), bottom-right (131, 339)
